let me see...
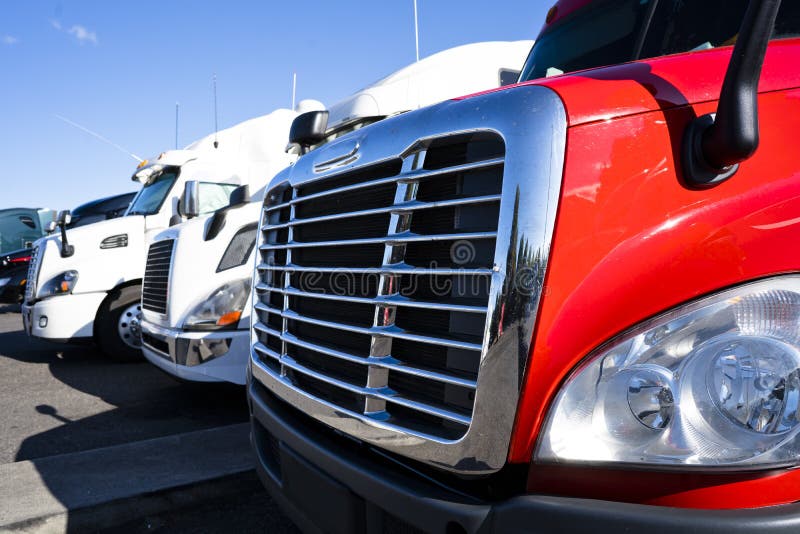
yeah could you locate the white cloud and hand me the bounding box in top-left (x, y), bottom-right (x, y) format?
top-left (49, 19), bottom-right (62, 30)
top-left (2, 35), bottom-right (18, 45)
top-left (68, 25), bottom-right (98, 45)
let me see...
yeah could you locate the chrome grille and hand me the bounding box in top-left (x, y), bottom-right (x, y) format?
top-left (24, 246), bottom-right (41, 303)
top-left (250, 85), bottom-right (568, 474)
top-left (142, 239), bottom-right (174, 314)
top-left (255, 132), bottom-right (504, 440)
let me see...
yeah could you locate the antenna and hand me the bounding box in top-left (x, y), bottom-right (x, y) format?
top-left (175, 102), bottom-right (180, 149)
top-left (292, 72), bottom-right (297, 110)
top-left (213, 73), bottom-right (219, 149)
top-left (55, 114), bottom-right (143, 162)
top-left (413, 0), bottom-right (420, 62)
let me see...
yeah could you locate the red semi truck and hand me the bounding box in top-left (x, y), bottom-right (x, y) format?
top-left (249, 1), bottom-right (800, 531)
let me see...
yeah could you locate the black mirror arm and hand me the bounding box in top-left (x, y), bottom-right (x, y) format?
top-left (682, 0), bottom-right (782, 188)
top-left (58, 222), bottom-right (74, 258)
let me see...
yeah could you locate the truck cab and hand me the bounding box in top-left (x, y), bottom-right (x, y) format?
top-left (21, 143), bottom-right (252, 360)
top-left (140, 41), bottom-right (533, 386)
top-left (0, 208), bottom-right (54, 255)
top-left (248, 1), bottom-right (800, 532)
top-left (138, 106), bottom-right (307, 380)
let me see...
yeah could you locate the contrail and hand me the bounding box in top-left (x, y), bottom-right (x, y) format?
top-left (54, 114), bottom-right (143, 163)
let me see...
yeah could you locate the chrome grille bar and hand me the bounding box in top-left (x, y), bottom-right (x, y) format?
top-left (260, 287), bottom-right (488, 314)
top-left (252, 320), bottom-right (478, 389)
top-left (256, 265), bottom-right (494, 276)
top-left (263, 194), bottom-right (501, 231)
top-left (280, 356), bottom-right (471, 426)
top-left (264, 157), bottom-right (504, 213)
top-left (280, 309), bottom-right (483, 352)
top-left (259, 231), bottom-right (497, 251)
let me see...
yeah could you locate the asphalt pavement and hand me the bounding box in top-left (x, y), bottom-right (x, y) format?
top-left (0, 304), bottom-right (297, 533)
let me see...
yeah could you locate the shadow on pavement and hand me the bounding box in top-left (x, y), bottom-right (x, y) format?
top-left (0, 314), bottom-right (247, 462)
top-left (0, 311), bottom-right (269, 530)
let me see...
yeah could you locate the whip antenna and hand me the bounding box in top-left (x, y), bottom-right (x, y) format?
top-left (292, 72), bottom-right (297, 110)
top-left (413, 0), bottom-right (420, 62)
top-left (54, 114), bottom-right (143, 162)
top-left (213, 73), bottom-right (219, 149)
top-left (175, 102), bottom-right (180, 149)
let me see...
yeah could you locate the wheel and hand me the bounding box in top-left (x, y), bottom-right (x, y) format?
top-left (96, 285), bottom-right (143, 362)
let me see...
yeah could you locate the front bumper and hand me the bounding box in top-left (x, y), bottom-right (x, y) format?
top-left (22, 292), bottom-right (105, 342)
top-left (249, 378), bottom-right (800, 534)
top-left (141, 321), bottom-right (248, 385)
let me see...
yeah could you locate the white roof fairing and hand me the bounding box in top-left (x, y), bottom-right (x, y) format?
top-left (326, 40), bottom-right (534, 129)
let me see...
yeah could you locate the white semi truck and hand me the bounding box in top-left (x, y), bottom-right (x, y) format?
top-left (139, 40), bottom-right (533, 384)
top-left (21, 107), bottom-right (300, 361)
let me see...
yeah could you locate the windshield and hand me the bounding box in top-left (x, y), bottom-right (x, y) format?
top-left (127, 171), bottom-right (178, 216)
top-left (519, 0), bottom-right (800, 82)
top-left (316, 116), bottom-right (385, 149)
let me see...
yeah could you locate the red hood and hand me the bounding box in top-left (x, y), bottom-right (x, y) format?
top-left (457, 38), bottom-right (800, 127)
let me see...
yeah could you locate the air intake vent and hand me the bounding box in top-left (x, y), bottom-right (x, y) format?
top-left (142, 239), bottom-right (174, 314)
top-left (100, 234), bottom-right (128, 249)
top-left (254, 132), bottom-right (505, 441)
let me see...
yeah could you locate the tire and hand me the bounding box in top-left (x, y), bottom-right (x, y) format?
top-left (96, 285), bottom-right (143, 362)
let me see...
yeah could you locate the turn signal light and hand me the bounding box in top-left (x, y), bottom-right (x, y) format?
top-left (216, 310), bottom-right (242, 327)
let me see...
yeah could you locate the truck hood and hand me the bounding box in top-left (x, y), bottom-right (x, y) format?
top-left (142, 203), bottom-right (260, 328)
top-left (33, 215), bottom-right (147, 298)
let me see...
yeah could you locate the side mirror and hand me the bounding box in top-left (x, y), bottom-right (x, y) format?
top-left (499, 68), bottom-right (521, 86)
top-left (57, 210), bottom-right (72, 226)
top-left (56, 210), bottom-right (74, 257)
top-left (289, 110), bottom-right (329, 154)
top-left (45, 221), bottom-right (57, 234)
top-left (180, 180), bottom-right (200, 219)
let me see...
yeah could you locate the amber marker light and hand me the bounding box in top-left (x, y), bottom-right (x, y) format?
top-left (216, 310), bottom-right (242, 327)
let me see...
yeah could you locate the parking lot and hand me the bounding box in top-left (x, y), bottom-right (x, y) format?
top-left (0, 305), bottom-right (296, 532)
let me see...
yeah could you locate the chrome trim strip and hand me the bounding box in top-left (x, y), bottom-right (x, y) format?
top-left (259, 231), bottom-right (496, 251)
top-left (252, 323), bottom-right (478, 389)
top-left (279, 356), bottom-right (472, 426)
top-left (251, 85), bottom-right (568, 474)
top-left (265, 157), bottom-right (504, 212)
top-left (279, 309), bottom-right (483, 352)
top-left (263, 194), bottom-right (502, 231)
top-left (256, 264), bottom-right (494, 276)
top-left (265, 286), bottom-right (488, 314)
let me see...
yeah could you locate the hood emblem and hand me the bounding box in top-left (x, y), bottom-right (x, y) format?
top-left (314, 139), bottom-right (360, 173)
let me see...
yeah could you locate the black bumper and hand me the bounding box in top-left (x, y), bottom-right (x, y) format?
top-left (249, 381), bottom-right (800, 534)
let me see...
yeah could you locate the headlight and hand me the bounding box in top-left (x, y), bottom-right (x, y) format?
top-left (184, 278), bottom-right (250, 330)
top-left (38, 271), bottom-right (78, 299)
top-left (537, 276), bottom-right (800, 470)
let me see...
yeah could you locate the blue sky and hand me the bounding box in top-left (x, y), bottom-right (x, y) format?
top-left (0, 1), bottom-right (549, 210)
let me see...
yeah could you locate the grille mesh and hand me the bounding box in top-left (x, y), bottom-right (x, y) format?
top-left (254, 132), bottom-right (504, 440)
top-left (142, 239), bottom-right (174, 314)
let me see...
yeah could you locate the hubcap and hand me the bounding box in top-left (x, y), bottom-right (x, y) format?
top-left (118, 303), bottom-right (143, 349)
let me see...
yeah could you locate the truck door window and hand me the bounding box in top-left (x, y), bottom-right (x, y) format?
top-left (0, 211), bottom-right (39, 254)
top-left (197, 182), bottom-right (238, 214)
top-left (640, 1), bottom-right (800, 59)
top-left (519, 0), bottom-right (653, 81)
top-left (520, 0), bottom-right (800, 83)
top-left (127, 172), bottom-right (178, 216)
